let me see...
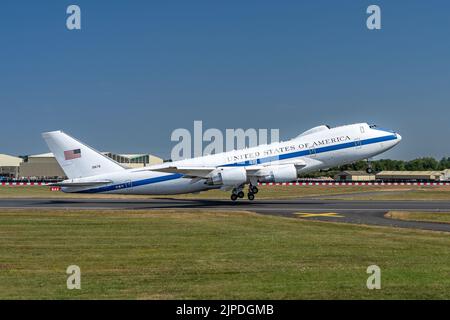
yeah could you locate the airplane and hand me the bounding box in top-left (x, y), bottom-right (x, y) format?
top-left (42, 122), bottom-right (402, 201)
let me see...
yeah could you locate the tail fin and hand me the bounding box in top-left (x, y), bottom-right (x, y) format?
top-left (42, 130), bottom-right (125, 179)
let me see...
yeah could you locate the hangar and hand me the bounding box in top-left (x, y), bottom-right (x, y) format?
top-left (334, 171), bottom-right (376, 182)
top-left (333, 170), bottom-right (450, 182)
top-left (18, 152), bottom-right (163, 180)
top-left (0, 154), bottom-right (23, 179)
top-left (19, 153), bottom-right (66, 179)
top-left (376, 170), bottom-right (450, 182)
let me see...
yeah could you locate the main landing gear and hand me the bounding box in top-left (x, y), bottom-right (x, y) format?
top-left (366, 159), bottom-right (374, 174)
top-left (230, 184), bottom-right (259, 201)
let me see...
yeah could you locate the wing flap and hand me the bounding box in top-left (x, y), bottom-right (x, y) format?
top-left (150, 166), bottom-right (217, 178)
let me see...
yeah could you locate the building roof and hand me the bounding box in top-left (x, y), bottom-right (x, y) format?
top-left (337, 171), bottom-right (374, 176)
top-left (28, 152), bottom-right (55, 158)
top-left (28, 152), bottom-right (162, 162)
top-left (29, 152), bottom-right (156, 158)
top-left (376, 171), bottom-right (444, 176)
top-left (0, 154), bottom-right (23, 166)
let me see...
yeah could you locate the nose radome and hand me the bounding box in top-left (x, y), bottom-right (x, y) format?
top-left (396, 133), bottom-right (402, 141)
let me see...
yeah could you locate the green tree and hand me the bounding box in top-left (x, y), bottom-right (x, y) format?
top-left (405, 157), bottom-right (439, 171)
top-left (439, 157), bottom-right (450, 170)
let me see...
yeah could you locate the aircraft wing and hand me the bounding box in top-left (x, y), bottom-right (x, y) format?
top-left (150, 159), bottom-right (307, 179)
top-left (151, 166), bottom-right (217, 178)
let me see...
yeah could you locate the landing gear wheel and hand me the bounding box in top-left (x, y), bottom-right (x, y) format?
top-left (366, 159), bottom-right (374, 174)
top-left (231, 194), bottom-right (238, 201)
top-left (251, 186), bottom-right (259, 194)
top-left (237, 191), bottom-right (245, 198)
top-left (247, 193), bottom-right (255, 201)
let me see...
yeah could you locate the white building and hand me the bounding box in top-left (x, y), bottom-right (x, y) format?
top-left (442, 169), bottom-right (450, 181)
top-left (0, 154), bottom-right (23, 178)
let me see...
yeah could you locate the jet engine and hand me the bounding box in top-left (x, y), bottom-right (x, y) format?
top-left (207, 167), bottom-right (247, 186)
top-left (258, 164), bottom-right (298, 183)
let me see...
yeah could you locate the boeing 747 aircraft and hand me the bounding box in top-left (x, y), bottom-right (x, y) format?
top-left (43, 123), bottom-right (401, 201)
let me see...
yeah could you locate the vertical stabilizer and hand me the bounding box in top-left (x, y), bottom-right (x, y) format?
top-left (42, 131), bottom-right (125, 179)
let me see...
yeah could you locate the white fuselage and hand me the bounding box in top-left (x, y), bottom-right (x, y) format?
top-left (62, 123), bottom-right (402, 195)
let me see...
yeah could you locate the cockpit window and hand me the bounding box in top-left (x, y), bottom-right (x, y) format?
top-left (369, 124), bottom-right (377, 128)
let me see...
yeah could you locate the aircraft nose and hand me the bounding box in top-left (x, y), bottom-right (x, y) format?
top-left (396, 133), bottom-right (402, 142)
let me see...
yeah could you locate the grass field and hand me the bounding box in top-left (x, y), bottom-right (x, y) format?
top-left (1, 209), bottom-right (450, 299)
top-left (386, 211), bottom-right (450, 224)
top-left (1, 185), bottom-right (450, 200)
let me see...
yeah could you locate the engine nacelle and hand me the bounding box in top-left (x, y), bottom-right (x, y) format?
top-left (207, 167), bottom-right (247, 186)
top-left (258, 164), bottom-right (298, 183)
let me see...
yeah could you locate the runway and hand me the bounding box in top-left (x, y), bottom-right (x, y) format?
top-left (1, 198), bottom-right (450, 232)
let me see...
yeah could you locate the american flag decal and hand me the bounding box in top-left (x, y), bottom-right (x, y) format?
top-left (64, 149), bottom-right (81, 160)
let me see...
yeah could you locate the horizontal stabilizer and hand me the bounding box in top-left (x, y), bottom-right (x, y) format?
top-left (49, 180), bottom-right (112, 188)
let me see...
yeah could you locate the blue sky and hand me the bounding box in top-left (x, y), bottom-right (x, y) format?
top-left (0, 1), bottom-right (449, 160)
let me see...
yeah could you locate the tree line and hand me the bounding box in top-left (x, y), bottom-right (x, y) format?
top-left (302, 157), bottom-right (450, 178)
top-left (343, 157), bottom-right (450, 171)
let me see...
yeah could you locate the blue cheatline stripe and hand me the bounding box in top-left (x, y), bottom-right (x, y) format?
top-left (222, 134), bottom-right (398, 167)
top-left (78, 173), bottom-right (184, 193)
top-left (79, 134), bottom-right (397, 193)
